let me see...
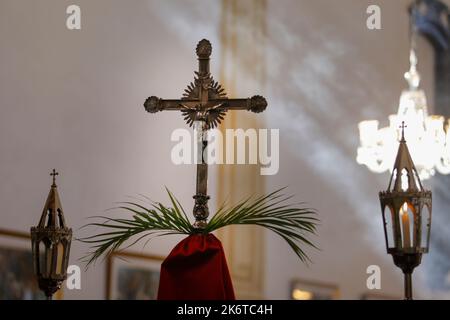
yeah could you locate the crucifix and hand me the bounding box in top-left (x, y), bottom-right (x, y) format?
top-left (144, 39), bottom-right (267, 229)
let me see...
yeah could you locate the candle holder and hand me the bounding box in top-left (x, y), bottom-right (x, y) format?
top-left (31, 170), bottom-right (72, 300)
top-left (379, 122), bottom-right (432, 300)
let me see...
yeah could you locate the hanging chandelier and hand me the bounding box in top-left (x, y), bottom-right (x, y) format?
top-left (357, 8), bottom-right (450, 180)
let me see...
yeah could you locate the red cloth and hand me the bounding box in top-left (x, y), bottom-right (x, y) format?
top-left (157, 233), bottom-right (235, 300)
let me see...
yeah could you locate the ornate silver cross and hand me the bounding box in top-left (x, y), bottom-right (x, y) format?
top-left (144, 39), bottom-right (267, 229)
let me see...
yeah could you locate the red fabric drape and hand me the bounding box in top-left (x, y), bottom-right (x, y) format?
top-left (157, 233), bottom-right (235, 300)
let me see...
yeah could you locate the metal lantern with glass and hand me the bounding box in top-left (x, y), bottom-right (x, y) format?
top-left (379, 122), bottom-right (432, 300)
top-left (30, 169), bottom-right (72, 300)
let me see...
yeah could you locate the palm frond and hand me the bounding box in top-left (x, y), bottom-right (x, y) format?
top-left (79, 188), bottom-right (319, 267)
top-left (78, 188), bottom-right (194, 267)
top-left (204, 188), bottom-right (319, 263)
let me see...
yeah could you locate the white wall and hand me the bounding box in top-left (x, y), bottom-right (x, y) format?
top-left (0, 0), bottom-right (211, 299)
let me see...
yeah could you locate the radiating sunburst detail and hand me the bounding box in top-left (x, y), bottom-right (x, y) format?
top-left (182, 80), bottom-right (199, 100)
top-left (180, 70), bottom-right (228, 128)
top-left (182, 72), bottom-right (227, 101)
top-left (206, 107), bottom-right (227, 128)
top-left (208, 78), bottom-right (227, 100)
top-left (181, 106), bottom-right (197, 127)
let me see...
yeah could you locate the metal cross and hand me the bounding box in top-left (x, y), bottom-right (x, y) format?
top-left (400, 121), bottom-right (407, 142)
top-left (144, 39), bottom-right (267, 229)
top-left (50, 169), bottom-right (59, 186)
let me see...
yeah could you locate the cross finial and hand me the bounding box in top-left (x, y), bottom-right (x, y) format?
top-left (400, 121), bottom-right (407, 142)
top-left (50, 169), bottom-right (59, 186)
top-left (196, 39), bottom-right (212, 59)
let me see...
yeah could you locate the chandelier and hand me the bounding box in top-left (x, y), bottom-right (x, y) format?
top-left (357, 10), bottom-right (450, 180)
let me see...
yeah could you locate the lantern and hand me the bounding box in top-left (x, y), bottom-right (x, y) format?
top-left (31, 169), bottom-right (72, 299)
top-left (379, 122), bottom-right (432, 300)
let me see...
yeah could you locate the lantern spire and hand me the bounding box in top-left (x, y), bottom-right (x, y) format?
top-left (38, 169), bottom-right (66, 228)
top-left (387, 122), bottom-right (423, 193)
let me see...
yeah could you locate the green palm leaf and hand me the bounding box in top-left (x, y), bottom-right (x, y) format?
top-left (79, 188), bottom-right (319, 267)
top-left (204, 188), bottom-right (319, 263)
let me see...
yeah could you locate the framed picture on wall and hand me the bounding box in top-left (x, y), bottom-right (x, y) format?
top-left (0, 228), bottom-right (62, 300)
top-left (290, 279), bottom-right (340, 300)
top-left (106, 251), bottom-right (164, 300)
top-left (360, 292), bottom-right (399, 300)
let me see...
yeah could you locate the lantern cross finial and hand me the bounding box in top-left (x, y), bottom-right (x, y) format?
top-left (400, 121), bottom-right (407, 142)
top-left (50, 169), bottom-right (59, 186)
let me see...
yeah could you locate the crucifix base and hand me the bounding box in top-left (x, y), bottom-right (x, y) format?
top-left (193, 194), bottom-right (210, 229)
